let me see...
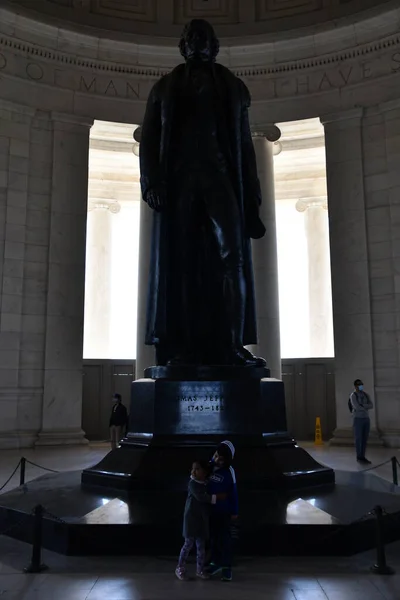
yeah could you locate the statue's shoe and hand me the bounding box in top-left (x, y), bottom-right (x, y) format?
top-left (228, 347), bottom-right (266, 367)
top-left (166, 354), bottom-right (199, 366)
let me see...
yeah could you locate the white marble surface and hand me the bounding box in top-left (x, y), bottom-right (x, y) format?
top-left (324, 112), bottom-right (377, 438)
top-left (296, 198), bottom-right (333, 357)
top-left (365, 103), bottom-right (400, 446)
top-left (0, 104), bottom-right (93, 448)
top-left (0, 0), bottom-right (399, 453)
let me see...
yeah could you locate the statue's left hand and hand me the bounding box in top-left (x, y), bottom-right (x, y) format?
top-left (246, 216), bottom-right (266, 240)
top-left (146, 186), bottom-right (167, 212)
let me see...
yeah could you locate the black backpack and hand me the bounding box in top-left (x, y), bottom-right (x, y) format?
top-left (348, 395), bottom-right (353, 413)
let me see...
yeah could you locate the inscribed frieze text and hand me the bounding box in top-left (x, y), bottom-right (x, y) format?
top-left (0, 46), bottom-right (400, 101)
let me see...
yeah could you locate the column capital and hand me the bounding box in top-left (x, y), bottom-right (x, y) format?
top-left (296, 197), bottom-right (328, 212)
top-left (132, 126), bottom-right (142, 156)
top-left (252, 124), bottom-right (281, 143)
top-left (133, 126), bottom-right (142, 143)
top-left (88, 199), bottom-right (121, 214)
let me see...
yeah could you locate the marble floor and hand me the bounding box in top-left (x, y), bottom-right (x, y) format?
top-left (1, 440), bottom-right (399, 495)
top-left (1, 442), bottom-right (400, 599)
top-left (1, 533), bottom-right (400, 599)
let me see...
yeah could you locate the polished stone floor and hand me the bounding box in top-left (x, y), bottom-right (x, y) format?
top-left (1, 441), bottom-right (399, 495)
top-left (2, 533), bottom-right (400, 599)
top-left (1, 442), bottom-right (400, 599)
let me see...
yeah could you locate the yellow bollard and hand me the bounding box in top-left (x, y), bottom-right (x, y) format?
top-left (314, 416), bottom-right (323, 446)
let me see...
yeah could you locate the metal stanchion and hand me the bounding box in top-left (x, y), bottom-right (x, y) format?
top-left (24, 505), bottom-right (48, 574)
top-left (391, 457), bottom-right (398, 486)
top-left (371, 505), bottom-right (395, 575)
top-left (19, 457), bottom-right (26, 487)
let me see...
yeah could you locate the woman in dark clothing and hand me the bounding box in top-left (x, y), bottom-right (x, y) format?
top-left (175, 460), bottom-right (225, 581)
top-left (109, 393), bottom-right (129, 450)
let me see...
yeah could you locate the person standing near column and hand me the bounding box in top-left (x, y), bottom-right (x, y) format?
top-left (109, 393), bottom-right (129, 450)
top-left (349, 379), bottom-right (373, 464)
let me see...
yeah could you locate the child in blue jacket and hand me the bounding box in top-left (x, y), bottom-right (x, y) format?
top-left (207, 439), bottom-right (238, 582)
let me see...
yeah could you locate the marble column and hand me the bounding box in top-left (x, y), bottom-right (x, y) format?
top-left (0, 100), bottom-right (41, 448)
top-left (83, 199), bottom-right (120, 359)
top-left (321, 109), bottom-right (381, 446)
top-left (248, 127), bottom-right (281, 380)
top-left (134, 129), bottom-right (155, 379)
top-left (296, 197), bottom-right (333, 357)
top-left (135, 198), bottom-right (155, 378)
top-left (361, 98), bottom-right (400, 447)
top-left (36, 112), bottom-right (93, 445)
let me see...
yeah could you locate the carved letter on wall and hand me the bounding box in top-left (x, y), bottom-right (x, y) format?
top-left (392, 52), bottom-right (400, 72)
top-left (361, 62), bottom-right (373, 79)
top-left (80, 75), bottom-right (97, 93)
top-left (26, 63), bottom-right (44, 81)
top-left (104, 80), bottom-right (117, 96)
top-left (318, 72), bottom-right (333, 91)
top-left (126, 82), bottom-right (139, 99)
top-left (338, 67), bottom-right (353, 86)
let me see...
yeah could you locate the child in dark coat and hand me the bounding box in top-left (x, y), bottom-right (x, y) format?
top-left (176, 460), bottom-right (224, 581)
top-left (207, 439), bottom-right (238, 582)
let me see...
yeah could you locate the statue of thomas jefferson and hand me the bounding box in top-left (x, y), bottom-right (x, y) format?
top-left (140, 19), bottom-right (267, 367)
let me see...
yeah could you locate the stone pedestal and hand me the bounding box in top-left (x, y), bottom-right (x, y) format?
top-left (82, 367), bottom-right (334, 492)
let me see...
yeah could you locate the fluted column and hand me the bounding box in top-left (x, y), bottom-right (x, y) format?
top-left (321, 109), bottom-right (380, 446)
top-left (83, 200), bottom-right (120, 359)
top-left (134, 128), bottom-right (155, 378)
top-left (36, 112), bottom-right (93, 446)
top-left (248, 126), bottom-right (281, 379)
top-left (296, 197), bottom-right (333, 357)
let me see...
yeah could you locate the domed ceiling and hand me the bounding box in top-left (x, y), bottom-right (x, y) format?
top-left (6, 0), bottom-right (391, 39)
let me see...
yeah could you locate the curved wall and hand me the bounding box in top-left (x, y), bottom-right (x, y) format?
top-left (0, 3), bottom-right (399, 123)
top-left (0, 1), bottom-right (400, 446)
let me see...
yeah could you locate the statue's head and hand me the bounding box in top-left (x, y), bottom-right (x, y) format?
top-left (179, 19), bottom-right (219, 62)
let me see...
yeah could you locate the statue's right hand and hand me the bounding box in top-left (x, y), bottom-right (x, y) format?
top-left (146, 187), bottom-right (167, 211)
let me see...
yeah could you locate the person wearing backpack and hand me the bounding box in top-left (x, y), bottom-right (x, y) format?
top-left (349, 379), bottom-right (373, 464)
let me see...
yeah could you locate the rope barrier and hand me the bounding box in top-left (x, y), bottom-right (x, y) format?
top-left (0, 460), bottom-right (22, 492)
top-left (371, 505), bottom-right (395, 575)
top-left (24, 459), bottom-right (59, 474)
top-left (24, 505), bottom-right (48, 574)
top-left (360, 457), bottom-right (395, 473)
top-left (355, 455), bottom-right (400, 486)
top-left (0, 457), bottom-right (59, 493)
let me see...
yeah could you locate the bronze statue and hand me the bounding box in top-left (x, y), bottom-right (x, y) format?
top-left (140, 19), bottom-right (266, 367)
